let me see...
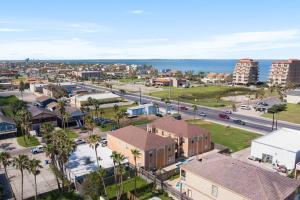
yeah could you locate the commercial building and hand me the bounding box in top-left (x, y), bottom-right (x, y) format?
top-left (127, 103), bottom-right (158, 116)
top-left (70, 92), bottom-right (121, 108)
top-left (108, 126), bottom-right (176, 170)
top-left (286, 89), bottom-right (300, 104)
top-left (180, 153), bottom-right (300, 200)
top-left (72, 71), bottom-right (101, 80)
top-left (268, 59), bottom-right (300, 86)
top-left (147, 117), bottom-right (211, 158)
top-left (150, 77), bottom-right (189, 88)
top-left (232, 59), bottom-right (259, 85)
top-left (251, 128), bottom-right (300, 170)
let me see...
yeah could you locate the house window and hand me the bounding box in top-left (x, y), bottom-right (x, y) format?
top-left (211, 185), bottom-right (218, 197)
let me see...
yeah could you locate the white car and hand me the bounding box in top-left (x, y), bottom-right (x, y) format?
top-left (31, 145), bottom-right (44, 154)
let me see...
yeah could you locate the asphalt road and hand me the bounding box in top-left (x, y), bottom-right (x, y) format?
top-left (78, 83), bottom-right (300, 134)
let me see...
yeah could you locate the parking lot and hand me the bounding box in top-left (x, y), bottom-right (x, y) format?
top-left (6, 152), bottom-right (57, 200)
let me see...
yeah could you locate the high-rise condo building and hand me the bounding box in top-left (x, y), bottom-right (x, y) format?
top-left (268, 59), bottom-right (300, 86)
top-left (232, 59), bottom-right (259, 85)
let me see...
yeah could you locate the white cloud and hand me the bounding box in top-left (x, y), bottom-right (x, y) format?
top-left (68, 23), bottom-right (110, 33)
top-left (129, 10), bottom-right (145, 15)
top-left (0, 28), bottom-right (27, 32)
top-left (0, 29), bottom-right (300, 59)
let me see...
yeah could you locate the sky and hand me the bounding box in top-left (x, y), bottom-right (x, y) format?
top-left (1, 0), bottom-right (300, 60)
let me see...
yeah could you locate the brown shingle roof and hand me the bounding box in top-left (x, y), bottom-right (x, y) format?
top-left (36, 95), bottom-right (53, 103)
top-left (147, 117), bottom-right (210, 138)
top-left (109, 126), bottom-right (175, 151)
top-left (181, 153), bottom-right (300, 200)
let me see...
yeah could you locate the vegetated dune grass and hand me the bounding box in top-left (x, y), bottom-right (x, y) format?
top-left (262, 103), bottom-right (300, 124)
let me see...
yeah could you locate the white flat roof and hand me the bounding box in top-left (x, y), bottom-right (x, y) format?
top-left (74, 92), bottom-right (120, 101)
top-left (253, 128), bottom-right (300, 152)
top-left (127, 103), bottom-right (154, 110)
top-left (66, 144), bottom-right (127, 179)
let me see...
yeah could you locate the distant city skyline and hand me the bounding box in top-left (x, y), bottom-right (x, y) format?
top-left (1, 0), bottom-right (300, 59)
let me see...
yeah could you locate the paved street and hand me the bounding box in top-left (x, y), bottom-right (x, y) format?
top-left (78, 82), bottom-right (300, 134)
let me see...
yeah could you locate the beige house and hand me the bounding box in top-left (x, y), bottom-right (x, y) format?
top-left (233, 59), bottom-right (259, 85)
top-left (108, 126), bottom-right (176, 170)
top-left (180, 153), bottom-right (300, 200)
top-left (147, 117), bottom-right (211, 158)
top-left (269, 59), bottom-right (300, 86)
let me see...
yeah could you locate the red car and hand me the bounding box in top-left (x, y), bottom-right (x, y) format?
top-left (179, 106), bottom-right (188, 110)
top-left (219, 113), bottom-right (230, 119)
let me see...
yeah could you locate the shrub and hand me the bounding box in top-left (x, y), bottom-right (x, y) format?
top-left (268, 104), bottom-right (287, 114)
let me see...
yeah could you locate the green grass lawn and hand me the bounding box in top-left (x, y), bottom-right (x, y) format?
top-left (138, 191), bottom-right (170, 200)
top-left (0, 95), bottom-right (20, 106)
top-left (118, 78), bottom-right (139, 83)
top-left (129, 119), bottom-right (151, 126)
top-left (262, 103), bottom-right (300, 124)
top-left (106, 177), bottom-right (148, 199)
top-left (65, 129), bottom-right (79, 140)
top-left (149, 85), bottom-right (253, 107)
top-left (187, 119), bottom-right (260, 152)
top-left (17, 135), bottom-right (40, 147)
top-left (90, 104), bottom-right (136, 120)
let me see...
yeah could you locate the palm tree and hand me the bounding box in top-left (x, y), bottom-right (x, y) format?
top-left (13, 154), bottom-right (29, 200)
top-left (19, 80), bottom-right (25, 101)
top-left (99, 108), bottom-right (105, 118)
top-left (15, 109), bottom-right (32, 141)
top-left (85, 115), bottom-right (95, 135)
top-left (113, 104), bottom-right (119, 114)
top-left (62, 112), bottom-right (71, 130)
top-left (116, 154), bottom-right (126, 199)
top-left (88, 134), bottom-right (100, 167)
top-left (28, 159), bottom-right (43, 200)
top-left (97, 167), bottom-right (107, 196)
top-left (164, 98), bottom-right (170, 115)
top-left (57, 100), bottom-right (66, 127)
top-left (44, 144), bottom-right (61, 191)
top-left (192, 104), bottom-right (198, 120)
top-left (131, 149), bottom-right (141, 195)
top-left (0, 152), bottom-right (11, 179)
top-left (40, 122), bottom-right (55, 144)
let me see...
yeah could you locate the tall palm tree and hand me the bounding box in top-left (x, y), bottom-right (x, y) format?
top-left (13, 154), bottom-right (29, 200)
top-left (110, 151), bottom-right (118, 185)
top-left (192, 104), bottom-right (198, 120)
top-left (28, 159), bottom-right (43, 200)
top-left (88, 134), bottom-right (100, 167)
top-left (19, 80), bottom-right (25, 101)
top-left (85, 115), bottom-right (95, 135)
top-left (40, 122), bottom-right (55, 144)
top-left (44, 144), bottom-right (61, 191)
top-left (15, 109), bottom-right (32, 141)
top-left (97, 167), bottom-right (107, 196)
top-left (0, 152), bottom-right (11, 179)
top-left (99, 108), bottom-right (105, 118)
top-left (113, 104), bottom-right (119, 114)
top-left (116, 154), bottom-right (126, 200)
top-left (62, 112), bottom-right (71, 130)
top-left (131, 149), bottom-right (141, 195)
top-left (57, 100), bottom-right (66, 127)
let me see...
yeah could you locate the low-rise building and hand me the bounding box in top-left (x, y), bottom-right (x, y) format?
top-left (0, 113), bottom-right (17, 135)
top-left (72, 70), bottom-right (101, 80)
top-left (70, 92), bottom-right (121, 108)
top-left (251, 128), bottom-right (300, 170)
top-left (286, 89), bottom-right (300, 104)
top-left (150, 77), bottom-right (189, 88)
top-left (180, 153), bottom-right (300, 200)
top-left (35, 96), bottom-right (57, 108)
top-left (127, 103), bottom-right (158, 116)
top-left (147, 117), bottom-right (211, 158)
top-left (65, 144), bottom-right (128, 183)
top-left (108, 126), bottom-right (176, 170)
top-left (202, 73), bottom-right (232, 84)
top-left (28, 107), bottom-right (58, 133)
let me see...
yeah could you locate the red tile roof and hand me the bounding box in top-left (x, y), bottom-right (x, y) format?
top-left (182, 153), bottom-right (300, 200)
top-left (109, 125), bottom-right (175, 151)
top-left (147, 117), bottom-right (210, 138)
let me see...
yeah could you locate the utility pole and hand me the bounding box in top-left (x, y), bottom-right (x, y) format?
top-left (177, 96), bottom-right (180, 114)
top-left (139, 87), bottom-right (142, 105)
top-left (272, 113), bottom-right (275, 130)
top-left (276, 119), bottom-right (278, 130)
top-left (169, 76), bottom-right (171, 99)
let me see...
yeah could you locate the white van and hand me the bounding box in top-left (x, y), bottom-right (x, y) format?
top-left (240, 105), bottom-right (251, 110)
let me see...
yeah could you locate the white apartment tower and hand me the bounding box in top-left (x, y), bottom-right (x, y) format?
top-left (232, 59), bottom-right (259, 85)
top-left (268, 59), bottom-right (300, 86)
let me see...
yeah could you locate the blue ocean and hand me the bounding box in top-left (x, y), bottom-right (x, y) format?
top-left (49, 59), bottom-right (273, 81)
